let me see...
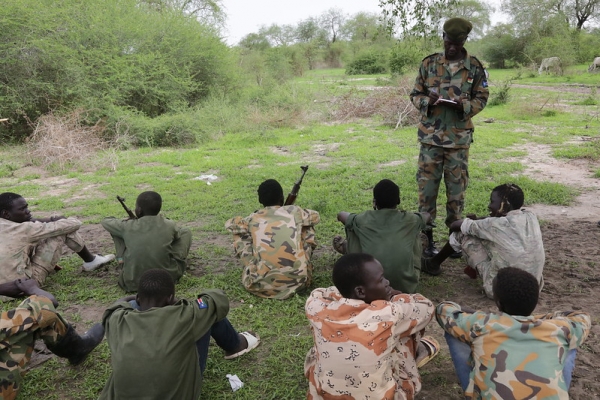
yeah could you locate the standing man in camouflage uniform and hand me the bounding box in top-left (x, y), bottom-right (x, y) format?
top-left (225, 179), bottom-right (320, 300)
top-left (409, 18), bottom-right (489, 263)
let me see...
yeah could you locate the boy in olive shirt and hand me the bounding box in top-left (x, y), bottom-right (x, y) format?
top-left (101, 191), bottom-right (192, 292)
top-left (100, 269), bottom-right (259, 399)
top-left (334, 179), bottom-right (430, 293)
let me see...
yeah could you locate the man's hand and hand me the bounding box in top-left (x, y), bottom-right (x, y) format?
top-left (32, 215), bottom-right (66, 223)
top-left (434, 98), bottom-right (463, 112)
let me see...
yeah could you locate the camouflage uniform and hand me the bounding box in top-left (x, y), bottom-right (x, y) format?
top-left (436, 301), bottom-right (591, 399)
top-left (305, 287), bottom-right (434, 400)
top-left (0, 217), bottom-right (85, 290)
top-left (0, 295), bottom-right (68, 400)
top-left (410, 51), bottom-right (489, 227)
top-left (225, 205), bottom-right (319, 300)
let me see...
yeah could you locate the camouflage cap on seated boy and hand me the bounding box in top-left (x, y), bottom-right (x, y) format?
top-left (443, 18), bottom-right (472, 42)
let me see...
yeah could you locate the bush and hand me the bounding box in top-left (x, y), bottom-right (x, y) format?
top-left (0, 0), bottom-right (237, 141)
top-left (346, 51), bottom-right (388, 75)
top-left (389, 42), bottom-right (423, 74)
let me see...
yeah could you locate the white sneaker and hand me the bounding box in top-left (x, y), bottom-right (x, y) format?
top-left (82, 254), bottom-right (116, 271)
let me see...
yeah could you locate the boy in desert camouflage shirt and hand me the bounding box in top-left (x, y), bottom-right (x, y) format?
top-left (436, 267), bottom-right (591, 399)
top-left (305, 253), bottom-right (438, 400)
top-left (225, 179), bottom-right (319, 300)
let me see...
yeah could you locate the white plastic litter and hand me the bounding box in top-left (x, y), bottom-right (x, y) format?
top-left (226, 374), bottom-right (244, 392)
top-left (194, 174), bottom-right (218, 185)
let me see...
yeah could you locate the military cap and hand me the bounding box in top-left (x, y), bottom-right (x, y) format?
top-left (443, 18), bottom-right (472, 42)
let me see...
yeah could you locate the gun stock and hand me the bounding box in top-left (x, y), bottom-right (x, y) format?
top-left (116, 196), bottom-right (137, 219)
top-left (284, 165), bottom-right (308, 206)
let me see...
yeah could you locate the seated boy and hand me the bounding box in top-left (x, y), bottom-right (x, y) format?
top-left (0, 291), bottom-right (104, 399)
top-left (225, 179), bottom-right (320, 299)
top-left (422, 183), bottom-right (545, 298)
top-left (334, 179), bottom-right (430, 293)
top-left (436, 267), bottom-right (591, 398)
top-left (305, 253), bottom-right (439, 400)
top-left (101, 191), bottom-right (192, 292)
top-left (0, 192), bottom-right (114, 302)
top-left (100, 269), bottom-right (259, 399)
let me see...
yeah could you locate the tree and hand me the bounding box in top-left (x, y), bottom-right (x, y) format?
top-left (432, 0), bottom-right (495, 38)
top-left (295, 17), bottom-right (327, 43)
top-left (140, 0), bottom-right (226, 27)
top-left (319, 8), bottom-right (346, 43)
top-left (260, 24), bottom-right (296, 47)
top-left (502, 0), bottom-right (600, 31)
top-left (239, 32), bottom-right (271, 51)
top-left (378, 0), bottom-right (457, 38)
top-left (341, 12), bottom-right (383, 42)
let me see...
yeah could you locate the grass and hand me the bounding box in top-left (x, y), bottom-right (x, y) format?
top-left (1, 66), bottom-right (599, 399)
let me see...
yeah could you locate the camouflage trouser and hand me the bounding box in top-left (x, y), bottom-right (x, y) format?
top-left (416, 144), bottom-right (469, 228)
top-left (0, 296), bottom-right (68, 400)
top-left (30, 231), bottom-right (86, 286)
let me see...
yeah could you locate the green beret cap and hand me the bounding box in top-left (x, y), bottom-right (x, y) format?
top-left (443, 18), bottom-right (472, 42)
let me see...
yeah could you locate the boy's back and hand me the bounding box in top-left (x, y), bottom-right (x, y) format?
top-left (102, 215), bottom-right (189, 291)
top-left (100, 290), bottom-right (229, 400)
top-left (437, 301), bottom-right (591, 399)
top-left (345, 209), bottom-right (426, 293)
top-left (305, 286), bottom-right (434, 399)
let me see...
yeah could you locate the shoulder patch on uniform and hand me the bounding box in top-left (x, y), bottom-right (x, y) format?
top-left (197, 297), bottom-right (208, 309)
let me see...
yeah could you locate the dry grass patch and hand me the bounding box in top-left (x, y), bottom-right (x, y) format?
top-left (27, 110), bottom-right (117, 171)
top-left (329, 76), bottom-right (419, 128)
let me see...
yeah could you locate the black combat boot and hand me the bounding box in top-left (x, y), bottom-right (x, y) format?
top-left (422, 229), bottom-right (438, 258)
top-left (46, 323), bottom-right (105, 366)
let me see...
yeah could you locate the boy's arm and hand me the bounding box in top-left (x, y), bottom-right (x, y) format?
top-left (536, 311), bottom-right (592, 349)
top-left (435, 301), bottom-right (481, 345)
top-left (337, 212), bottom-right (350, 224)
top-left (390, 294), bottom-right (435, 337)
top-left (25, 217), bottom-right (82, 242)
top-left (191, 289), bottom-right (230, 340)
top-left (224, 216), bottom-right (254, 261)
top-left (100, 217), bottom-right (128, 237)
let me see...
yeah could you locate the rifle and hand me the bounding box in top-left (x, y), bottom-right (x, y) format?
top-left (116, 196), bottom-right (137, 219)
top-left (284, 165), bottom-right (308, 206)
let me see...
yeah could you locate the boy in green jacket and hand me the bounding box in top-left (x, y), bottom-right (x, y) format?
top-left (101, 191), bottom-right (192, 292)
top-left (100, 269), bottom-right (259, 400)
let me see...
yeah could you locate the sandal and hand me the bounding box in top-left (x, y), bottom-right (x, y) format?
top-left (332, 235), bottom-right (347, 254)
top-left (224, 331), bottom-right (260, 360)
top-left (417, 336), bottom-right (440, 368)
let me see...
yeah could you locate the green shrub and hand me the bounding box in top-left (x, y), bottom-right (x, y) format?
top-left (389, 42), bottom-right (422, 74)
top-left (346, 51), bottom-right (388, 75)
top-left (0, 0), bottom-right (237, 141)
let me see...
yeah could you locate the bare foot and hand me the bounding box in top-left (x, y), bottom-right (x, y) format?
top-left (15, 279), bottom-right (59, 307)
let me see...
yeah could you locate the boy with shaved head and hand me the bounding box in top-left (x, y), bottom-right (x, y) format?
top-left (101, 191), bottom-right (192, 292)
top-left (305, 253), bottom-right (439, 399)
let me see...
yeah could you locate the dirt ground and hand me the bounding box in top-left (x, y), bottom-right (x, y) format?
top-left (416, 142), bottom-right (600, 399)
